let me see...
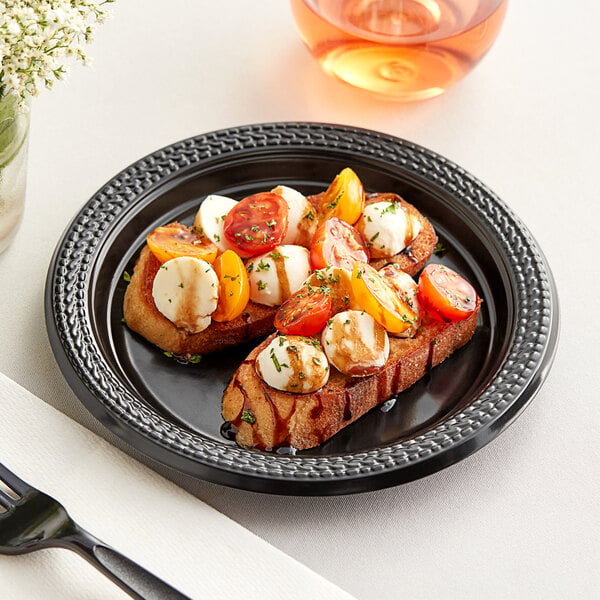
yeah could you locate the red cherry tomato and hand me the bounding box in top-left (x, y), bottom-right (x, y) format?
top-left (310, 217), bottom-right (369, 271)
top-left (274, 286), bottom-right (333, 336)
top-left (223, 192), bottom-right (288, 258)
top-left (418, 264), bottom-right (478, 322)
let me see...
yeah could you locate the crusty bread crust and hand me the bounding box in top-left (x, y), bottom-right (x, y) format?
top-left (123, 194), bottom-right (437, 355)
top-left (222, 301), bottom-right (481, 451)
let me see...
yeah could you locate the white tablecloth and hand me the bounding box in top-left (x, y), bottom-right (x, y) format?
top-left (0, 373), bottom-right (353, 600)
top-left (1, 1), bottom-right (599, 598)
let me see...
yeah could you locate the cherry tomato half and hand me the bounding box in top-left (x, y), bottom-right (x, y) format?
top-left (274, 285), bottom-right (333, 336)
top-left (351, 261), bottom-right (417, 335)
top-left (223, 192), bottom-right (288, 258)
top-left (212, 250), bottom-right (250, 322)
top-left (418, 264), bottom-right (478, 322)
top-left (310, 217), bottom-right (369, 271)
top-left (146, 223), bottom-right (218, 264)
top-left (304, 267), bottom-right (357, 314)
top-left (318, 167), bottom-right (365, 225)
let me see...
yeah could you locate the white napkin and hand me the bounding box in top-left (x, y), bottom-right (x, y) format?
top-left (0, 372), bottom-right (355, 600)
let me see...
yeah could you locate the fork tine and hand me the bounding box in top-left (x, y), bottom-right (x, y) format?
top-left (0, 461), bottom-right (28, 497)
top-left (0, 487), bottom-right (15, 510)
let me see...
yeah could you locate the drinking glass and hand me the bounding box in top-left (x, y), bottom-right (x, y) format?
top-left (290, 0), bottom-right (508, 101)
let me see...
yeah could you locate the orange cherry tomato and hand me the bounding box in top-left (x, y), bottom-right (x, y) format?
top-left (318, 168), bottom-right (365, 225)
top-left (212, 250), bottom-right (250, 322)
top-left (223, 192), bottom-right (288, 258)
top-left (274, 285), bottom-right (333, 336)
top-left (310, 218), bottom-right (369, 271)
top-left (146, 223), bottom-right (218, 264)
top-left (351, 261), bottom-right (416, 334)
top-left (418, 264), bottom-right (478, 322)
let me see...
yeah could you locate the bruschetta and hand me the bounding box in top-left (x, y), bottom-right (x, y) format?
top-left (123, 169), bottom-right (438, 355)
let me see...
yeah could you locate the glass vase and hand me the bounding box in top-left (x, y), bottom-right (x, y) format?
top-left (0, 93), bottom-right (29, 254)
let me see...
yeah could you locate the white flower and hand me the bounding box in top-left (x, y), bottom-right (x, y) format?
top-left (0, 0), bottom-right (115, 104)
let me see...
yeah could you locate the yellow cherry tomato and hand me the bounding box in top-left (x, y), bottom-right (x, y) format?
top-left (351, 261), bottom-right (416, 334)
top-left (318, 167), bottom-right (365, 225)
top-left (147, 223), bottom-right (218, 264)
top-left (212, 250), bottom-right (250, 322)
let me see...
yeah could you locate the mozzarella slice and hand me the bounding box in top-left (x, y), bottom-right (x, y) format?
top-left (378, 264), bottom-right (421, 338)
top-left (356, 201), bottom-right (421, 258)
top-left (246, 245), bottom-right (311, 306)
top-left (255, 335), bottom-right (329, 393)
top-left (193, 194), bottom-right (237, 252)
top-left (271, 185), bottom-right (316, 247)
top-left (322, 310), bottom-right (389, 377)
top-left (152, 256), bottom-right (219, 333)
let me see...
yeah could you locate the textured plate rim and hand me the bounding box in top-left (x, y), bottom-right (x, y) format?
top-left (44, 121), bottom-right (559, 495)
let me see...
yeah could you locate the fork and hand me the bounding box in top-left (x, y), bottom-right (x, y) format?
top-left (0, 461), bottom-right (191, 599)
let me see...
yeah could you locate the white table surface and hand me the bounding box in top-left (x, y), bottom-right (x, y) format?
top-left (1, 1), bottom-right (599, 598)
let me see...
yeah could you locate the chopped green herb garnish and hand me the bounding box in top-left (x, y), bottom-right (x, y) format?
top-left (433, 241), bottom-right (447, 256)
top-left (241, 410), bottom-right (255, 424)
top-left (256, 259), bottom-right (270, 272)
top-left (123, 271), bottom-right (131, 283)
top-left (380, 201), bottom-right (399, 216)
top-left (257, 280), bottom-right (267, 291)
top-left (270, 348), bottom-right (282, 372)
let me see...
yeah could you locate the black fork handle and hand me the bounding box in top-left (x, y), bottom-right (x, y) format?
top-left (60, 528), bottom-right (192, 600)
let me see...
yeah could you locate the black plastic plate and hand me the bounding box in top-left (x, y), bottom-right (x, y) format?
top-left (45, 123), bottom-right (559, 495)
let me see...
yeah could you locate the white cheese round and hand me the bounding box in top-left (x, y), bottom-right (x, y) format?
top-left (246, 245), bottom-right (311, 306)
top-left (356, 201), bottom-right (421, 258)
top-left (193, 194), bottom-right (238, 252)
top-left (152, 256), bottom-right (219, 333)
top-left (322, 310), bottom-right (390, 377)
top-left (255, 335), bottom-right (330, 393)
top-left (271, 185), bottom-right (317, 247)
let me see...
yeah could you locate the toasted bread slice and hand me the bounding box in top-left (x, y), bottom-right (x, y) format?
top-left (222, 301), bottom-right (481, 451)
top-left (123, 194), bottom-right (437, 355)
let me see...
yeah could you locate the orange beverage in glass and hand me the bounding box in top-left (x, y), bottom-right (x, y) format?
top-left (290, 0), bottom-right (508, 101)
